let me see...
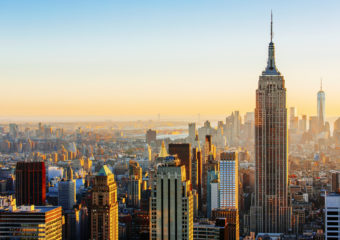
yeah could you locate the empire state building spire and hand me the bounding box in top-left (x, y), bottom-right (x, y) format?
top-left (263, 12), bottom-right (280, 76)
top-left (271, 11), bottom-right (273, 42)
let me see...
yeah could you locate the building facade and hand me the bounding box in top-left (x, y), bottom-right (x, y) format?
top-left (127, 160), bottom-right (142, 208)
top-left (220, 151), bottom-right (238, 209)
top-left (325, 193), bottom-right (340, 239)
top-left (15, 161), bottom-right (46, 206)
top-left (169, 143), bottom-right (192, 183)
top-left (193, 223), bottom-right (223, 240)
top-left (58, 179), bottom-right (76, 210)
top-left (146, 129), bottom-right (157, 145)
top-left (207, 169), bottom-right (219, 218)
top-left (0, 205), bottom-right (62, 239)
top-left (250, 15), bottom-right (291, 234)
top-left (90, 165), bottom-right (118, 240)
top-left (150, 156), bottom-right (193, 240)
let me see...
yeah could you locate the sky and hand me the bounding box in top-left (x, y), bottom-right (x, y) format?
top-left (0, 0), bottom-right (339, 121)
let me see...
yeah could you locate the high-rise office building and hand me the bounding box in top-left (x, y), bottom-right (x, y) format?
top-left (90, 165), bottom-right (118, 240)
top-left (202, 152), bottom-right (218, 216)
top-left (331, 171), bottom-right (340, 193)
top-left (188, 123), bottom-right (196, 143)
top-left (169, 143), bottom-right (192, 183)
top-left (15, 161), bottom-right (46, 206)
top-left (191, 134), bottom-right (202, 191)
top-left (150, 156), bottom-right (193, 240)
top-left (225, 112), bottom-right (241, 146)
top-left (219, 151), bottom-right (239, 239)
top-left (211, 208), bottom-right (239, 239)
top-left (146, 129), bottom-right (157, 145)
top-left (201, 135), bottom-right (214, 210)
top-left (325, 193), bottom-right (340, 239)
top-left (334, 118), bottom-right (340, 149)
top-left (317, 80), bottom-right (326, 131)
top-left (207, 169), bottom-right (219, 218)
top-left (203, 135), bottom-right (212, 163)
top-left (58, 166), bottom-right (76, 210)
top-left (191, 134), bottom-right (202, 213)
top-left (299, 114), bottom-right (307, 132)
top-left (220, 151), bottom-right (238, 209)
top-left (127, 160), bottom-right (142, 208)
top-left (129, 160), bottom-right (142, 178)
top-left (244, 112), bottom-right (255, 140)
top-left (0, 205), bottom-right (62, 239)
top-left (289, 107), bottom-right (298, 130)
top-left (250, 14), bottom-right (291, 234)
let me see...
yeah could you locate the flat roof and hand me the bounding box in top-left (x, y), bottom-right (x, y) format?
top-left (0, 205), bottom-right (61, 213)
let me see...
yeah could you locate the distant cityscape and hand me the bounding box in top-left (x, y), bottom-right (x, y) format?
top-left (0, 13), bottom-right (339, 240)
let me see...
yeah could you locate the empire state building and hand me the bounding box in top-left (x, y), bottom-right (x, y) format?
top-left (250, 14), bottom-right (291, 234)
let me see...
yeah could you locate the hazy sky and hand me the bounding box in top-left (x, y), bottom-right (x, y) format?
top-left (0, 0), bottom-right (339, 120)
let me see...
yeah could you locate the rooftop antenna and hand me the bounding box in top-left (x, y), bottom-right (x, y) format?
top-left (320, 78), bottom-right (323, 91)
top-left (271, 11), bottom-right (273, 42)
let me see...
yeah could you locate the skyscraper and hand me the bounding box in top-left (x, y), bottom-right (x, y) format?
top-left (191, 134), bottom-right (203, 213)
top-left (219, 151), bottom-right (238, 209)
top-left (90, 165), bottom-right (118, 240)
top-left (202, 151), bottom-right (218, 216)
top-left (58, 166), bottom-right (76, 210)
top-left (289, 107), bottom-right (298, 131)
top-left (207, 168), bottom-right (219, 218)
top-left (225, 112), bottom-right (241, 146)
top-left (299, 114), bottom-right (307, 132)
top-left (15, 161), bottom-right (46, 206)
top-left (191, 134), bottom-right (202, 191)
top-left (146, 129), bottom-right (157, 145)
top-left (150, 156), bottom-right (193, 240)
top-left (219, 151), bottom-right (239, 239)
top-left (169, 143), bottom-right (192, 183)
top-left (331, 171), bottom-right (340, 193)
top-left (188, 123), bottom-right (196, 143)
top-left (127, 160), bottom-right (142, 208)
top-left (317, 80), bottom-right (325, 131)
top-left (250, 14), bottom-right (291, 234)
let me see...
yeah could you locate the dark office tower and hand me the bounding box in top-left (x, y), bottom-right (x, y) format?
top-left (15, 161), bottom-right (46, 206)
top-left (192, 134), bottom-right (202, 212)
top-left (146, 129), bottom-right (156, 145)
top-left (331, 172), bottom-right (340, 193)
top-left (250, 14), bottom-right (291, 234)
top-left (192, 135), bottom-right (202, 191)
top-left (169, 143), bottom-right (192, 183)
top-left (204, 135), bottom-right (212, 163)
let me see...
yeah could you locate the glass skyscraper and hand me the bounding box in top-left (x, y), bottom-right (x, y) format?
top-left (219, 151), bottom-right (238, 209)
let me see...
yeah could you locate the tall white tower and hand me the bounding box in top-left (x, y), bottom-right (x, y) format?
top-left (317, 79), bottom-right (326, 130)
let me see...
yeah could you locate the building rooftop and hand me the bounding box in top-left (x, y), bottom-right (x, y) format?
top-left (0, 205), bottom-right (61, 213)
top-left (97, 165), bottom-right (112, 176)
